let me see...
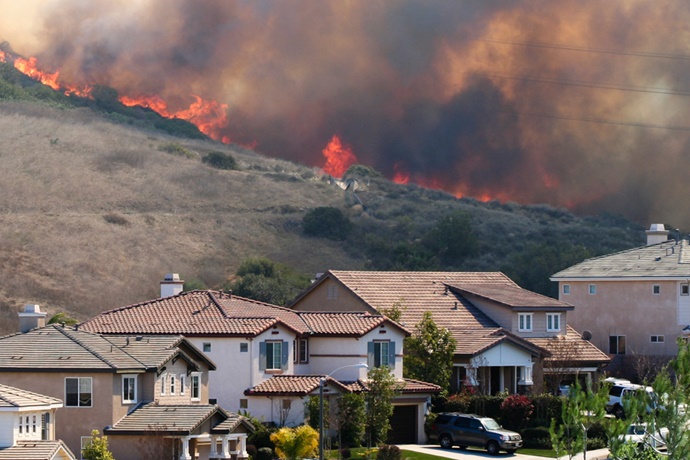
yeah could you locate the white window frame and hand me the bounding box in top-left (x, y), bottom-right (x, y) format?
top-left (265, 341), bottom-right (283, 370)
top-left (589, 284), bottom-right (597, 295)
top-left (518, 313), bottom-right (533, 332)
top-left (546, 313), bottom-right (561, 332)
top-left (170, 374), bottom-right (176, 395)
top-left (65, 377), bottom-right (92, 408)
top-left (190, 373), bottom-right (201, 401)
top-left (653, 284), bottom-right (660, 295)
top-left (651, 335), bottom-right (665, 343)
top-left (180, 374), bottom-right (186, 396)
top-left (562, 284), bottom-right (570, 295)
top-left (373, 340), bottom-right (390, 368)
top-left (122, 375), bottom-right (137, 404)
top-left (160, 374), bottom-right (166, 396)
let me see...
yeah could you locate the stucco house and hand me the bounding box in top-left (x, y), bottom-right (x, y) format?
top-left (290, 270), bottom-right (609, 394)
top-left (0, 383), bottom-right (75, 460)
top-left (551, 223), bottom-right (690, 375)
top-left (78, 276), bottom-right (440, 444)
top-left (0, 319), bottom-right (253, 460)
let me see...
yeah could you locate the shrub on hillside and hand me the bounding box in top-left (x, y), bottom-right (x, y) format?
top-left (157, 142), bottom-right (195, 159)
top-left (302, 207), bottom-right (352, 241)
top-left (202, 151), bottom-right (238, 170)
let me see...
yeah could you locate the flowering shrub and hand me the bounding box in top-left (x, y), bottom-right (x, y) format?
top-left (499, 394), bottom-right (534, 431)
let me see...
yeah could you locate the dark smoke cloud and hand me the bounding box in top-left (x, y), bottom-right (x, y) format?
top-left (4, 0), bottom-right (690, 225)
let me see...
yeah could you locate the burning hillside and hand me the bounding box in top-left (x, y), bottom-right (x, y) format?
top-left (3, 1), bottom-right (690, 225)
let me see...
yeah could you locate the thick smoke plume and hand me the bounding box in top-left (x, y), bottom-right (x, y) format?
top-left (3, 0), bottom-right (690, 225)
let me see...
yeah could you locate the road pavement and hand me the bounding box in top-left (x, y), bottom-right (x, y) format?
top-left (396, 444), bottom-right (610, 460)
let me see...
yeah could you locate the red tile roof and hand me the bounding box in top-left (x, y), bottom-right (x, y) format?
top-left (81, 290), bottom-right (404, 338)
top-left (528, 326), bottom-right (610, 365)
top-left (447, 283), bottom-right (574, 310)
top-left (245, 375), bottom-right (441, 396)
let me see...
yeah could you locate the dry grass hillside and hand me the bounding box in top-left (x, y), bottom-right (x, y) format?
top-left (0, 101), bottom-right (363, 334)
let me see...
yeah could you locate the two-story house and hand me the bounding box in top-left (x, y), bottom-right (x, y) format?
top-left (78, 277), bottom-right (440, 444)
top-left (551, 223), bottom-right (690, 376)
top-left (0, 317), bottom-right (253, 460)
top-left (290, 270), bottom-right (609, 394)
top-left (0, 384), bottom-right (75, 460)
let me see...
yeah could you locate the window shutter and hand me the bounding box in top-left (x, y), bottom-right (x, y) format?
top-left (281, 341), bottom-right (289, 370)
top-left (259, 341), bottom-right (267, 371)
top-left (367, 341), bottom-right (375, 368)
top-left (388, 341), bottom-right (396, 367)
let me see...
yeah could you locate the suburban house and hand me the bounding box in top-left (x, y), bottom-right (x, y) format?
top-left (551, 223), bottom-right (690, 375)
top-left (290, 270), bottom-right (610, 394)
top-left (79, 276), bottom-right (440, 444)
top-left (0, 383), bottom-right (76, 460)
top-left (0, 314), bottom-right (253, 460)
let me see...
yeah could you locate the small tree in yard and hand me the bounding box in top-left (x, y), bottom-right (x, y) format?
top-left (82, 430), bottom-right (115, 460)
top-left (403, 311), bottom-right (456, 396)
top-left (365, 367), bottom-right (400, 447)
top-left (336, 392), bottom-right (366, 447)
top-left (270, 425), bottom-right (318, 460)
top-left (549, 381), bottom-right (608, 460)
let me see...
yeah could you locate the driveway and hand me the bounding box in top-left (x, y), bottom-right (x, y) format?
top-left (397, 444), bottom-right (610, 460)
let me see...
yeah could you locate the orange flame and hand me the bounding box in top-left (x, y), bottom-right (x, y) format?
top-left (0, 50), bottom-right (6, 63)
top-left (13, 56), bottom-right (61, 91)
top-left (392, 163), bottom-right (410, 184)
top-left (321, 135), bottom-right (358, 177)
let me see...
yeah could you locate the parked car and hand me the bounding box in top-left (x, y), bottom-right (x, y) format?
top-left (620, 423), bottom-right (668, 451)
top-left (428, 413), bottom-right (523, 455)
top-left (606, 382), bottom-right (656, 418)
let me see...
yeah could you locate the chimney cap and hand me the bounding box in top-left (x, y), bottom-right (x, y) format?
top-left (23, 304), bottom-right (42, 314)
top-left (649, 223), bottom-right (666, 232)
top-left (163, 273), bottom-right (182, 282)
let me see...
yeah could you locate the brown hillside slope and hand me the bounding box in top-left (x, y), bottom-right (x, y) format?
top-left (0, 102), bottom-right (362, 334)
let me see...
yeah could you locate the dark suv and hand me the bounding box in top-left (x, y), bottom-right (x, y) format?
top-left (428, 413), bottom-right (522, 455)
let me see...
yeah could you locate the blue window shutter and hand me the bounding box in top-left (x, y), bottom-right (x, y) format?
top-left (388, 341), bottom-right (396, 368)
top-left (367, 341), bottom-right (375, 368)
top-left (282, 341), bottom-right (289, 370)
top-left (259, 342), bottom-right (266, 371)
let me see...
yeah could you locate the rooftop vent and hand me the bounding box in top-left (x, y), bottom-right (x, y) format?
top-left (646, 223), bottom-right (669, 246)
top-left (160, 273), bottom-right (184, 298)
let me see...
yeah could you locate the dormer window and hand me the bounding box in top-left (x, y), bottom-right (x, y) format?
top-left (518, 313), bottom-right (533, 332)
top-left (546, 313), bottom-right (561, 332)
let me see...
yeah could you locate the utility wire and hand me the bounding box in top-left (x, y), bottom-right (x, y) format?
top-left (500, 109), bottom-right (690, 132)
top-left (473, 38), bottom-right (690, 61)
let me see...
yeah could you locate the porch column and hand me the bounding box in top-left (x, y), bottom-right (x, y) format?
top-left (209, 435), bottom-right (219, 458)
top-left (179, 436), bottom-right (192, 460)
top-left (238, 434), bottom-right (249, 459)
top-left (221, 436), bottom-right (231, 458)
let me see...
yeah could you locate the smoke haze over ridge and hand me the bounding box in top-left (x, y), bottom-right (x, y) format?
top-left (2, 0), bottom-right (690, 225)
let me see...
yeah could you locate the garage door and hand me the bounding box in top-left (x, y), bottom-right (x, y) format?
top-left (387, 405), bottom-right (417, 444)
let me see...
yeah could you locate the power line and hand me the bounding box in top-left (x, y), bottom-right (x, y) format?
top-left (483, 72), bottom-right (690, 97)
top-left (473, 38), bottom-right (690, 61)
top-left (500, 109), bottom-right (690, 132)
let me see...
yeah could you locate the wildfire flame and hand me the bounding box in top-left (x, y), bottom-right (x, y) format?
top-left (321, 135), bottom-right (358, 177)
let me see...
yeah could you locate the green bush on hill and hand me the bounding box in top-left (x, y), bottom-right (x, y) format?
top-left (202, 151), bottom-right (237, 170)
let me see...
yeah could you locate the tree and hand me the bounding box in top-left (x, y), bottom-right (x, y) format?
top-left (47, 312), bottom-right (78, 326)
top-left (81, 430), bottom-right (115, 460)
top-left (403, 311), bottom-right (455, 396)
top-left (228, 257), bottom-right (311, 306)
top-left (202, 151), bottom-right (237, 170)
top-left (270, 425), bottom-right (318, 460)
top-left (302, 207), bottom-right (352, 241)
top-left (364, 367), bottom-right (400, 447)
top-left (336, 393), bottom-right (366, 447)
top-left (421, 211), bottom-right (478, 263)
top-left (549, 381), bottom-right (608, 460)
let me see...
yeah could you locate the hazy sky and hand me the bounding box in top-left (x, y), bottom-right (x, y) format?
top-left (3, 0), bottom-right (690, 226)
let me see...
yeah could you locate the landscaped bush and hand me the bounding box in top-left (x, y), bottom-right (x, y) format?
top-left (376, 445), bottom-right (401, 460)
top-left (499, 394), bottom-right (534, 431)
top-left (340, 448), bottom-right (352, 459)
top-left (520, 427), bottom-right (551, 449)
top-left (255, 447), bottom-right (273, 460)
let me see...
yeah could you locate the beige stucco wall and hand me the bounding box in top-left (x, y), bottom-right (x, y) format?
top-left (0, 371), bottom-right (115, 457)
top-left (560, 280), bottom-right (680, 356)
top-left (293, 278), bottom-right (373, 312)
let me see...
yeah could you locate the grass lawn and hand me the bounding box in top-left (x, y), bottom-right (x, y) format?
top-left (328, 447), bottom-right (558, 459)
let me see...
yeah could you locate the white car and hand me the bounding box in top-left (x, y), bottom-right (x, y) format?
top-left (621, 423), bottom-right (669, 451)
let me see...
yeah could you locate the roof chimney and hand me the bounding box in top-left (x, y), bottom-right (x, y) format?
top-left (160, 273), bottom-right (184, 298)
top-left (646, 223), bottom-right (669, 246)
top-left (18, 304), bottom-right (47, 333)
